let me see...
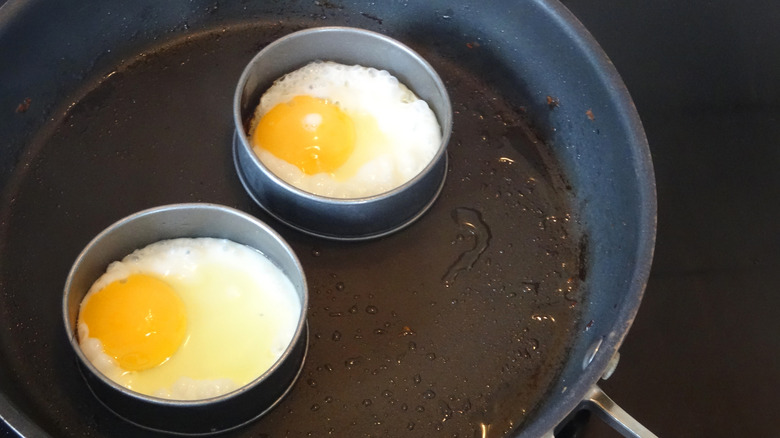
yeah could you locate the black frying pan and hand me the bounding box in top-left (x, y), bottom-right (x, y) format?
top-left (0, 0), bottom-right (656, 436)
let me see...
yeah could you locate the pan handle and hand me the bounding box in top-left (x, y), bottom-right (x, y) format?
top-left (574, 385), bottom-right (658, 438)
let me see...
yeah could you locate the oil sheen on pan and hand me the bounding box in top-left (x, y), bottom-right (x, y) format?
top-left (0, 23), bottom-right (584, 437)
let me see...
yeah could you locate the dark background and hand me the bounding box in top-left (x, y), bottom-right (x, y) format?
top-left (2, 1), bottom-right (778, 437)
top-left (562, 0), bottom-right (780, 436)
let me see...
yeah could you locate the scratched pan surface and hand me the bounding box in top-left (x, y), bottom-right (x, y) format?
top-left (0, 1), bottom-right (654, 437)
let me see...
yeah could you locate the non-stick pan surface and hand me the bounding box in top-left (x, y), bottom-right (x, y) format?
top-left (0, 1), bottom-right (655, 437)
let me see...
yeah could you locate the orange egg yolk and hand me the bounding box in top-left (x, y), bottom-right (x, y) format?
top-left (252, 95), bottom-right (356, 175)
top-left (79, 274), bottom-right (187, 372)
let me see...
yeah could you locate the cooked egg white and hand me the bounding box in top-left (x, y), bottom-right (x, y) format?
top-left (77, 238), bottom-right (301, 400)
top-left (249, 61), bottom-right (442, 198)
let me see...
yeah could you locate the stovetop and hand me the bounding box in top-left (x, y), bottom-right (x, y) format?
top-left (2, 1), bottom-right (777, 437)
top-left (564, 0), bottom-right (780, 436)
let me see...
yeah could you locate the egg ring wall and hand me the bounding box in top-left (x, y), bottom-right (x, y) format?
top-left (233, 27), bottom-right (452, 240)
top-left (62, 204), bottom-right (309, 435)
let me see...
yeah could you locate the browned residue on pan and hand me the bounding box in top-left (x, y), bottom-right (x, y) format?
top-left (15, 97), bottom-right (31, 113)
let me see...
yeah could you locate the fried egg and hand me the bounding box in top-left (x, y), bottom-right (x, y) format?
top-left (77, 238), bottom-right (301, 400)
top-left (249, 61), bottom-right (442, 198)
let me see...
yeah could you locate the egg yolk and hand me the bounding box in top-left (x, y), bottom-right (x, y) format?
top-left (252, 95), bottom-right (356, 175)
top-left (79, 274), bottom-right (187, 372)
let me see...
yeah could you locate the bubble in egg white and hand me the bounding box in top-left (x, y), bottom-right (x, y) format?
top-left (250, 61), bottom-right (442, 198)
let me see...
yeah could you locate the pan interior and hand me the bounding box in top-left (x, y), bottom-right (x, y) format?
top-left (0, 10), bottom-right (586, 438)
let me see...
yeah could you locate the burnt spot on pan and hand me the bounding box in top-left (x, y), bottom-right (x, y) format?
top-left (15, 97), bottom-right (31, 113)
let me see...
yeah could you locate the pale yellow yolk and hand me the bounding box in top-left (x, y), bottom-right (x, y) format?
top-left (252, 95), bottom-right (356, 175)
top-left (79, 274), bottom-right (187, 372)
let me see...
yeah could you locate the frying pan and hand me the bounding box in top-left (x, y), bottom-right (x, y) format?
top-left (0, 0), bottom-right (656, 437)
